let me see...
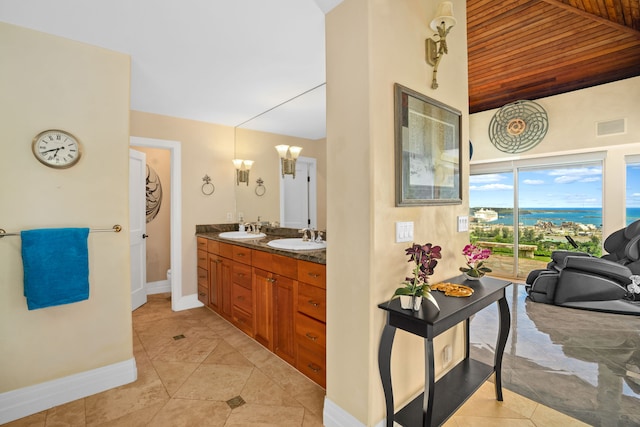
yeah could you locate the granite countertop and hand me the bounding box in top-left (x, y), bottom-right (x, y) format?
top-left (196, 224), bottom-right (326, 265)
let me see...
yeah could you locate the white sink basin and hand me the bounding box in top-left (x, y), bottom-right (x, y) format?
top-left (267, 238), bottom-right (327, 251)
top-left (218, 231), bottom-right (266, 239)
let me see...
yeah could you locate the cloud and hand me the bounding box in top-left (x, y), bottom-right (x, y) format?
top-left (522, 179), bottom-right (544, 185)
top-left (554, 175), bottom-right (581, 184)
top-left (469, 173), bottom-right (504, 184)
top-left (469, 183), bottom-right (513, 191)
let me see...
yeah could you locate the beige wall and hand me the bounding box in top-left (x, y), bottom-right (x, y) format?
top-left (326, 0), bottom-right (470, 424)
top-left (130, 111), bottom-right (235, 296)
top-left (235, 127), bottom-right (327, 229)
top-left (470, 76), bottom-right (640, 235)
top-left (0, 23), bottom-right (132, 392)
top-left (134, 146), bottom-right (171, 283)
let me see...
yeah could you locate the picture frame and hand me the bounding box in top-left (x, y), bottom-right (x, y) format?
top-left (394, 83), bottom-right (462, 206)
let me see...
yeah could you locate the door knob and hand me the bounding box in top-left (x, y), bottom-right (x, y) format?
top-left (142, 234), bottom-right (149, 239)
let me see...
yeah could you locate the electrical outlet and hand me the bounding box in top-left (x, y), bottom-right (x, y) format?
top-left (226, 212), bottom-right (233, 222)
top-left (395, 221), bottom-right (414, 243)
top-left (457, 215), bottom-right (469, 232)
top-left (442, 345), bottom-right (452, 365)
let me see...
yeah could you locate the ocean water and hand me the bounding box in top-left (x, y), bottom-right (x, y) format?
top-left (470, 207), bottom-right (640, 228)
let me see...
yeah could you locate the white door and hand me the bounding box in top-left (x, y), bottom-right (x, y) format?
top-left (129, 149), bottom-right (147, 311)
top-left (281, 157), bottom-right (317, 229)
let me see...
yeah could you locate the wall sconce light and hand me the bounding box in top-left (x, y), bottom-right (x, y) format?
top-left (275, 145), bottom-right (302, 178)
top-left (232, 159), bottom-right (253, 186)
top-left (425, 1), bottom-right (456, 90)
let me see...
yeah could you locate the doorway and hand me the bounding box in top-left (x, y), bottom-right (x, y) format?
top-left (280, 156), bottom-right (317, 229)
top-left (130, 136), bottom-right (184, 312)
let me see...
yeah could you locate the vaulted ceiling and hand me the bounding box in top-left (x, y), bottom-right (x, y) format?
top-left (467, 0), bottom-right (640, 113)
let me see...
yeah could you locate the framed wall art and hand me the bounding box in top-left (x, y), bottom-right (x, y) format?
top-left (394, 83), bottom-right (462, 206)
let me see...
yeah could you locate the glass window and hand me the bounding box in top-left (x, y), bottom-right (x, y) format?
top-left (626, 160), bottom-right (640, 226)
top-left (470, 158), bottom-right (603, 279)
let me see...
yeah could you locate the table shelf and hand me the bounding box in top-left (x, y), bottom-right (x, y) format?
top-left (395, 359), bottom-right (493, 427)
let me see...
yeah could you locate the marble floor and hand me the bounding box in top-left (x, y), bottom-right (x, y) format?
top-left (470, 284), bottom-right (640, 427)
top-left (6, 291), bottom-right (598, 426)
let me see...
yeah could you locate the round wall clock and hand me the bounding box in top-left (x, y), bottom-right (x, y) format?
top-left (488, 100), bottom-right (549, 154)
top-left (32, 129), bottom-right (82, 169)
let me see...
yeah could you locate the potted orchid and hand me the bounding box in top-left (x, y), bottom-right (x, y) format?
top-left (460, 244), bottom-right (492, 280)
top-left (393, 243), bottom-right (441, 311)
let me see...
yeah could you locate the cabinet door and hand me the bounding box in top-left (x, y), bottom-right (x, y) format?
top-left (253, 268), bottom-right (273, 350)
top-left (220, 257), bottom-right (233, 318)
top-left (273, 275), bottom-right (296, 365)
top-left (208, 254), bottom-right (221, 311)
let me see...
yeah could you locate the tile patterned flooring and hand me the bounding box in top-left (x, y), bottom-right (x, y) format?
top-left (6, 290), bottom-right (612, 426)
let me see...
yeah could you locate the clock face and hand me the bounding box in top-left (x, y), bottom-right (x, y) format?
top-left (32, 129), bottom-right (82, 169)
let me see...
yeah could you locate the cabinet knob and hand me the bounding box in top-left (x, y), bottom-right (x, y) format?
top-left (308, 272), bottom-right (320, 278)
top-left (308, 300), bottom-right (320, 307)
top-left (307, 363), bottom-right (321, 373)
top-left (305, 332), bottom-right (318, 341)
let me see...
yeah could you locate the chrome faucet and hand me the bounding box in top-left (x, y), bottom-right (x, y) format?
top-left (299, 228), bottom-right (318, 241)
top-left (244, 222), bottom-right (255, 233)
top-left (299, 228), bottom-right (312, 241)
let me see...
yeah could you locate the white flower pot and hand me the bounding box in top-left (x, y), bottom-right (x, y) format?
top-left (463, 272), bottom-right (483, 281)
top-left (399, 295), bottom-right (422, 311)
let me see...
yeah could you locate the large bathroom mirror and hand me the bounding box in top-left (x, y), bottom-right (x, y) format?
top-left (234, 84), bottom-right (327, 230)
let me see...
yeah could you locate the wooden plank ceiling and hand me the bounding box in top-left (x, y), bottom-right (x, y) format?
top-left (467, 0), bottom-right (640, 113)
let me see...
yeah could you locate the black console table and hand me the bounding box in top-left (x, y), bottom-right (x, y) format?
top-left (378, 275), bottom-right (511, 427)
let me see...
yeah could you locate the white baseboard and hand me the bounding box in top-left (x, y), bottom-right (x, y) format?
top-left (0, 358), bottom-right (137, 424)
top-left (146, 279), bottom-right (171, 295)
top-left (323, 397), bottom-right (365, 427)
top-left (172, 293), bottom-right (204, 311)
top-left (323, 397), bottom-right (400, 427)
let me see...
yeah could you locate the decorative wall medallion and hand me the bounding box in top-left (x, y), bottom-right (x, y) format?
top-left (146, 164), bottom-right (163, 223)
top-left (488, 100), bottom-right (549, 153)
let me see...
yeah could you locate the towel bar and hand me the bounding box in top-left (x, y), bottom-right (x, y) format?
top-left (0, 224), bottom-right (122, 238)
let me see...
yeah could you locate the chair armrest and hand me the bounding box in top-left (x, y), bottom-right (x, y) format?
top-left (563, 256), bottom-right (633, 284)
top-left (551, 250), bottom-right (590, 266)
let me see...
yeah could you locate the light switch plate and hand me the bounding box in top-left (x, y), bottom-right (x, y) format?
top-left (457, 216), bottom-right (469, 232)
top-left (395, 221), bottom-right (414, 243)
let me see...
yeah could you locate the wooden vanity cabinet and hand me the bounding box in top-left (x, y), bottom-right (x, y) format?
top-left (197, 239), bottom-right (209, 305)
top-left (252, 250), bottom-right (298, 365)
top-left (197, 236), bottom-right (326, 387)
top-left (230, 261), bottom-right (253, 336)
top-left (199, 238), bottom-right (233, 320)
top-left (296, 260), bottom-right (327, 388)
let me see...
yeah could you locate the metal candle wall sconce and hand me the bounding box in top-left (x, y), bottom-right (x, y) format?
top-left (425, 1), bottom-right (457, 89)
top-left (201, 174), bottom-right (215, 195)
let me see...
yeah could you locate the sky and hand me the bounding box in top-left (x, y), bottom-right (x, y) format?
top-left (470, 162), bottom-right (640, 208)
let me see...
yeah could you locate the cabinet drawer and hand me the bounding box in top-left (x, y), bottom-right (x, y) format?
top-left (197, 250), bottom-right (208, 269)
top-left (297, 342), bottom-right (326, 388)
top-left (219, 242), bottom-right (234, 258)
top-left (296, 312), bottom-right (326, 349)
top-left (206, 239), bottom-right (219, 254)
top-left (253, 250), bottom-right (297, 279)
top-left (197, 285), bottom-right (208, 305)
top-left (197, 267), bottom-right (208, 287)
top-left (232, 306), bottom-right (253, 336)
top-left (232, 282), bottom-right (252, 313)
top-left (197, 237), bottom-right (208, 251)
top-left (233, 245), bottom-right (252, 265)
top-left (298, 260), bottom-right (326, 289)
top-left (232, 263), bottom-right (252, 288)
top-left (297, 283), bottom-right (326, 323)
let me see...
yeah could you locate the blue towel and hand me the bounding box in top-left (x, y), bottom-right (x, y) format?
top-left (21, 228), bottom-right (90, 310)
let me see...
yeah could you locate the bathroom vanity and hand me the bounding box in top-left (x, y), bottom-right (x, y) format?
top-left (196, 225), bottom-right (326, 387)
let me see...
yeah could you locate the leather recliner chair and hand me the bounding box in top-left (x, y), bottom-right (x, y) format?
top-left (525, 219), bottom-right (640, 315)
